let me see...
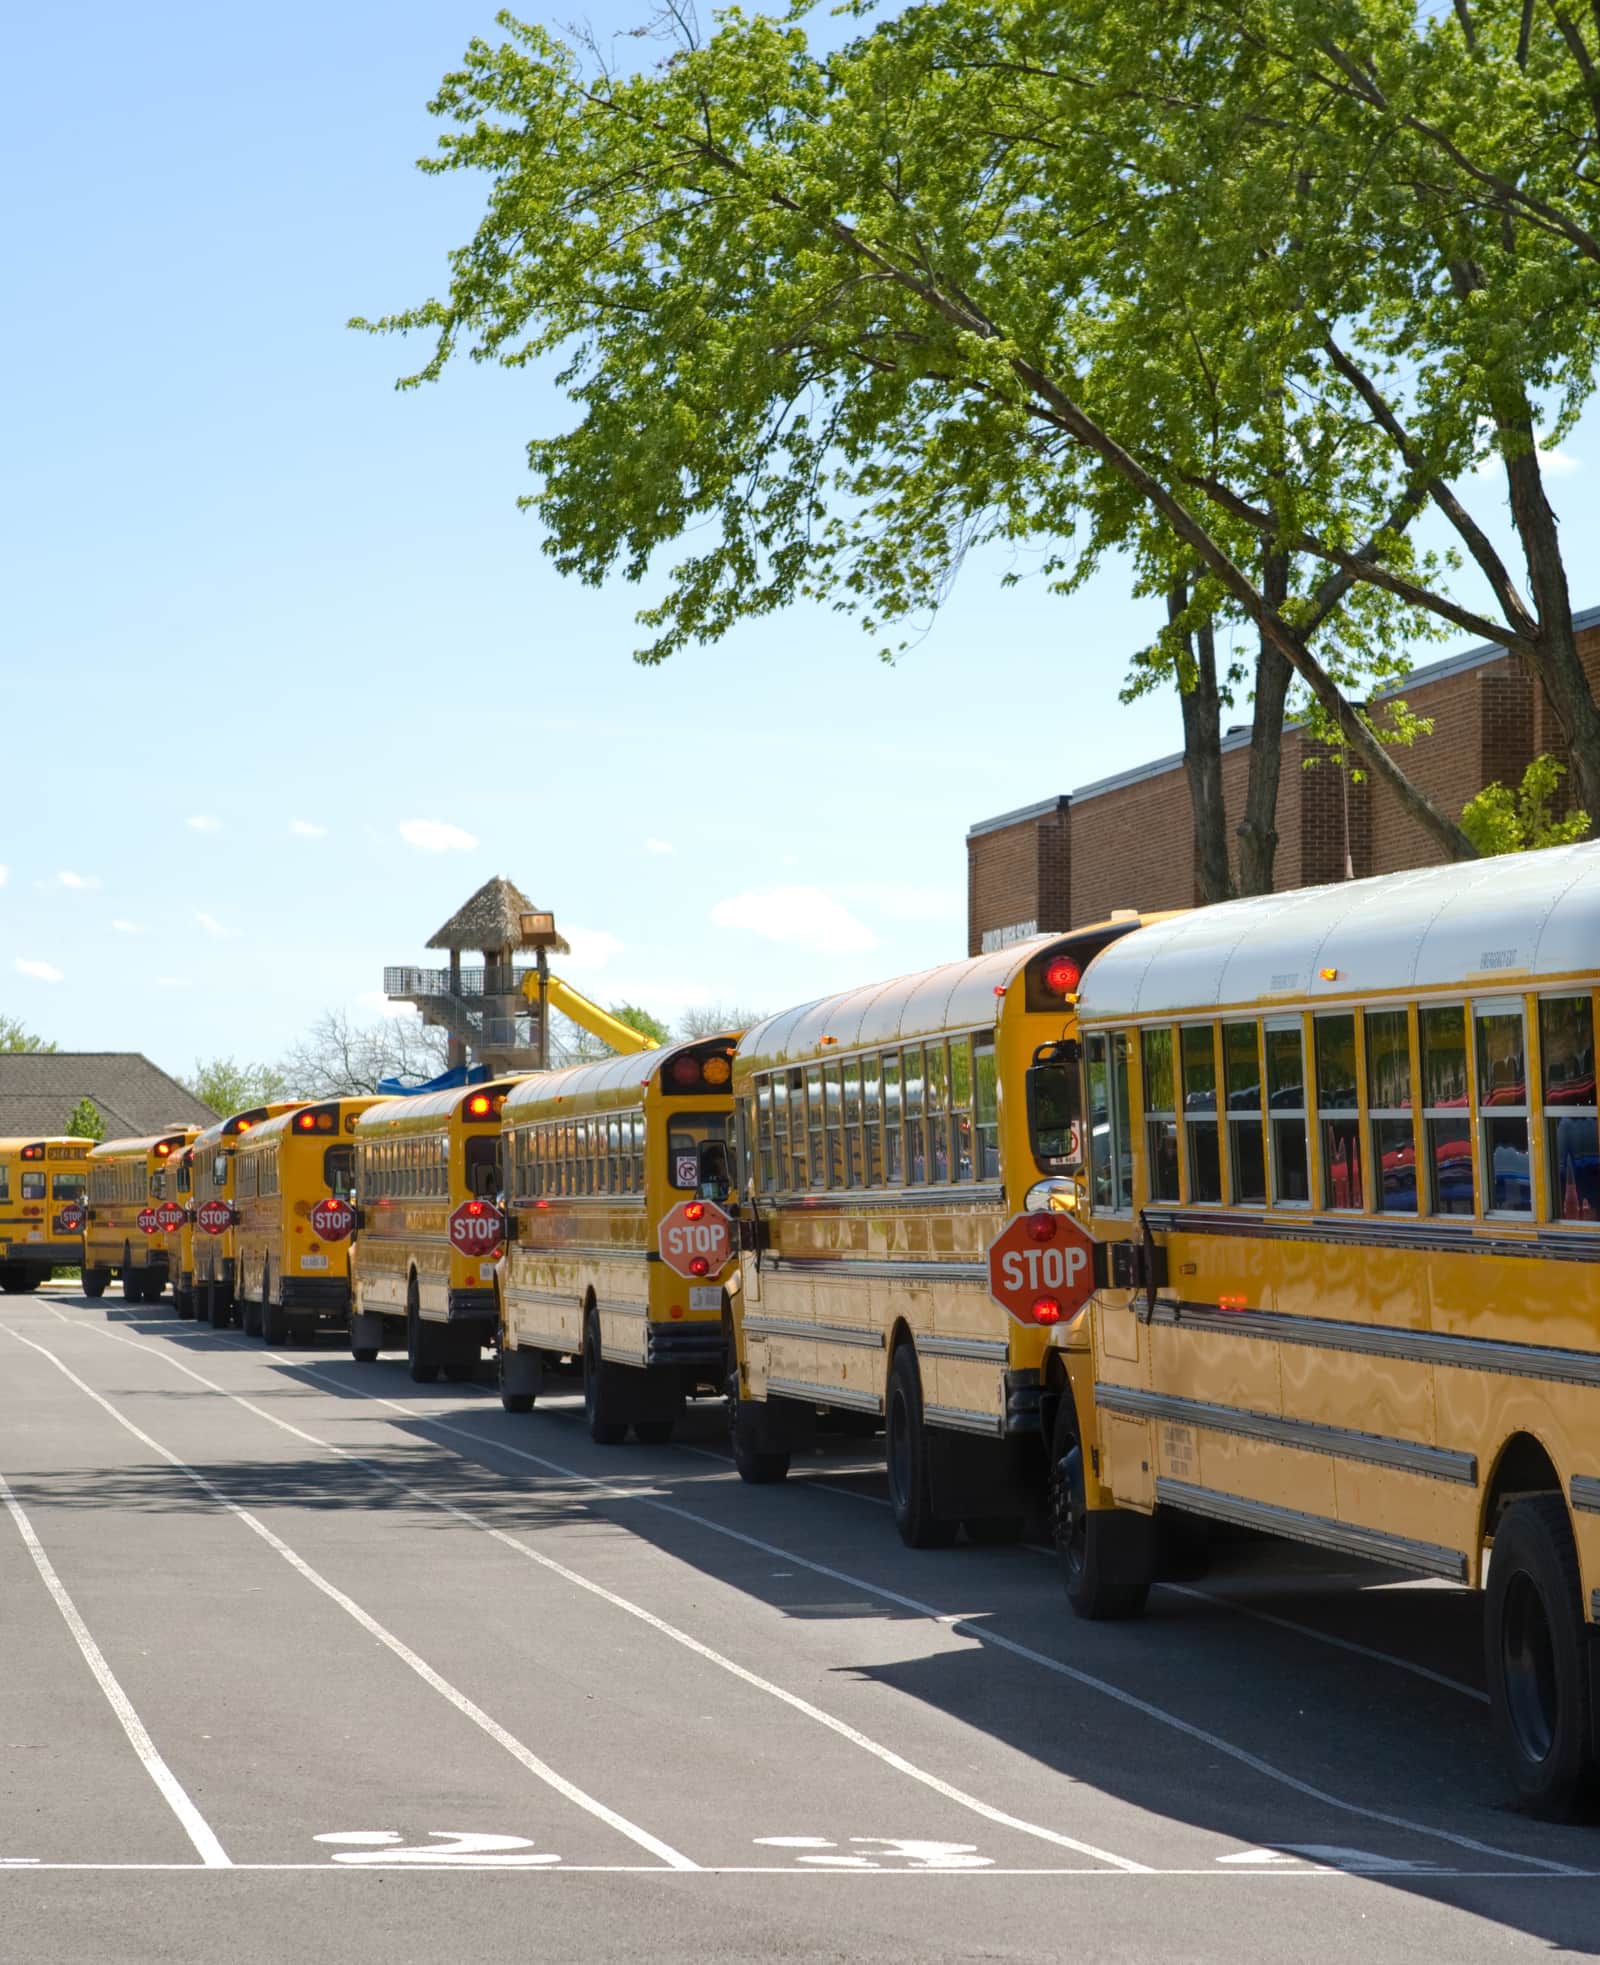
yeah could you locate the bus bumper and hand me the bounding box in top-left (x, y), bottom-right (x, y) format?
top-left (1004, 1368), bottom-right (1044, 1437)
top-left (644, 1319), bottom-right (727, 1372)
top-left (446, 1288), bottom-right (498, 1326)
top-left (281, 1278), bottom-right (351, 1323)
top-left (1, 1241), bottom-right (82, 1272)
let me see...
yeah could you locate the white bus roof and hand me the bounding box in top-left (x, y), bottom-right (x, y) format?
top-left (1076, 840), bottom-right (1600, 1021)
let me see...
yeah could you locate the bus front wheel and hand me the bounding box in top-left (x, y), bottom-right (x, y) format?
top-left (582, 1309), bottom-right (627, 1444)
top-left (82, 1268), bottom-right (110, 1300)
top-left (1486, 1495), bottom-right (1596, 1818)
top-left (886, 1345), bottom-right (954, 1550)
top-left (1049, 1396), bottom-right (1153, 1620)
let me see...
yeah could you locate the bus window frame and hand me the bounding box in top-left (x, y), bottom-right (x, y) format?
top-left (1474, 995), bottom-right (1532, 1220)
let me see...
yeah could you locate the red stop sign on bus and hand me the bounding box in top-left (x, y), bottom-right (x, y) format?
top-left (987, 1212), bottom-right (1097, 1327)
top-left (137, 1206), bottom-right (159, 1235)
top-left (310, 1196), bottom-right (355, 1243)
top-left (448, 1198), bottom-right (504, 1259)
top-left (155, 1201), bottom-right (185, 1234)
top-left (196, 1200), bottom-right (232, 1236)
top-left (658, 1198), bottom-right (731, 1279)
top-left (57, 1203), bottom-right (85, 1235)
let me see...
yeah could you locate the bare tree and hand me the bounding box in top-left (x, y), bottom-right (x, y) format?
top-left (278, 1010), bottom-right (449, 1098)
top-left (678, 1005), bottom-right (767, 1039)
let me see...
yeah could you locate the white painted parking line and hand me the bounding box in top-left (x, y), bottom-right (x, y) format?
top-left (2, 1328), bottom-right (696, 1873)
top-left (0, 1468), bottom-right (231, 1868)
top-left (0, 1860), bottom-right (1597, 1877)
top-left (290, 1372), bottom-right (1573, 1877)
top-left (84, 1329), bottom-right (1148, 1872)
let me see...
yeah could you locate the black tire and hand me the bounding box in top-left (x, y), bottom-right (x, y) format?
top-left (497, 1348), bottom-right (535, 1414)
top-left (0, 1266), bottom-right (30, 1293)
top-left (443, 1362), bottom-right (475, 1384)
top-left (144, 1272), bottom-right (164, 1304)
top-left (1486, 1494), bottom-right (1596, 1817)
top-left (261, 1274), bottom-right (288, 1348)
top-left (352, 1345), bottom-right (379, 1364)
top-left (728, 1371), bottom-right (790, 1484)
top-left (407, 1292), bottom-right (438, 1384)
top-left (82, 1268), bottom-right (109, 1300)
top-left (175, 1286), bottom-right (195, 1321)
top-left (1049, 1394), bottom-right (1152, 1619)
top-left (239, 1292), bottom-right (262, 1338)
top-left (964, 1515), bottom-right (1025, 1546)
top-left (121, 1267), bottom-right (141, 1302)
top-left (885, 1345), bottom-right (954, 1549)
top-left (632, 1419), bottom-right (675, 1446)
top-left (582, 1308), bottom-right (627, 1444)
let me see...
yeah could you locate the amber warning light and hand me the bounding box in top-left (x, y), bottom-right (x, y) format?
top-left (467, 1094), bottom-right (493, 1117)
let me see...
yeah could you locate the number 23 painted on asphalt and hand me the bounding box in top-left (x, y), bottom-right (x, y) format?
top-left (315, 1831), bottom-right (559, 1866)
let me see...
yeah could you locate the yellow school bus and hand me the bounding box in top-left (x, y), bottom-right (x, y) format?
top-left (189, 1104), bottom-right (304, 1328)
top-left (1062, 841), bottom-right (1600, 1816)
top-left (233, 1098), bottom-right (379, 1345)
top-left (498, 1037), bottom-right (739, 1441)
top-left (349, 1079), bottom-right (521, 1380)
top-left (728, 921), bottom-right (1143, 1543)
top-left (84, 1131), bottom-right (199, 1302)
top-left (154, 1141), bottom-right (197, 1317)
top-left (0, 1138), bottom-right (94, 1293)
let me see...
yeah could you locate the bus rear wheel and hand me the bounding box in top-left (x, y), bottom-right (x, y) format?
top-left (1049, 1396), bottom-right (1152, 1620)
top-left (82, 1268), bottom-right (110, 1300)
top-left (407, 1292), bottom-right (438, 1385)
top-left (261, 1271), bottom-right (288, 1347)
top-left (886, 1345), bottom-right (954, 1550)
top-left (1486, 1495), bottom-right (1597, 1818)
top-left (582, 1309), bottom-right (627, 1444)
top-left (0, 1266), bottom-right (39, 1293)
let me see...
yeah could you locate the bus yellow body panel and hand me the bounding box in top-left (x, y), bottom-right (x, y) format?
top-left (190, 1103), bottom-right (304, 1323)
top-left (350, 1079), bottom-right (521, 1373)
top-left (233, 1099), bottom-right (378, 1343)
top-left (155, 1143), bottom-right (196, 1313)
top-left (499, 1038), bottom-right (738, 1436)
top-left (0, 1137), bottom-right (93, 1292)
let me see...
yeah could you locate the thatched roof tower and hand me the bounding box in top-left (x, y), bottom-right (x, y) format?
top-left (425, 876), bottom-right (570, 958)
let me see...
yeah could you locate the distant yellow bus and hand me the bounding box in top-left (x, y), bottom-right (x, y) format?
top-left (1065, 842), bottom-right (1600, 1815)
top-left (84, 1131), bottom-right (199, 1303)
top-left (189, 1104), bottom-right (304, 1328)
top-left (498, 1037), bottom-right (739, 1441)
top-left (0, 1138), bottom-right (93, 1294)
top-left (350, 1079), bottom-right (521, 1380)
top-left (727, 922), bottom-right (1142, 1543)
top-left (154, 1141), bottom-right (196, 1316)
top-left (233, 1098), bottom-right (379, 1345)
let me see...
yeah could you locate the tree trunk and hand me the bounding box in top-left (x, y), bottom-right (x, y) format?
top-left (1172, 585), bottom-right (1235, 905)
top-left (1494, 394), bottom-right (1600, 823)
top-left (1237, 549), bottom-right (1292, 895)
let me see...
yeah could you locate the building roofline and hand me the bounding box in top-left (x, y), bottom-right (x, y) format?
top-left (965, 794), bottom-right (1071, 842)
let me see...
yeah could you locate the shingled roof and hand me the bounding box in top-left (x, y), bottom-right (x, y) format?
top-left (425, 876), bottom-right (570, 955)
top-left (0, 1053), bottom-right (217, 1140)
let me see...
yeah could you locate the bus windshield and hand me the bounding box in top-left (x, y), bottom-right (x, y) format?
top-left (1030, 1063), bottom-right (1082, 1168)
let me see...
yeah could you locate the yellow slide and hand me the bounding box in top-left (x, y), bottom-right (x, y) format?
top-left (522, 971), bottom-right (661, 1054)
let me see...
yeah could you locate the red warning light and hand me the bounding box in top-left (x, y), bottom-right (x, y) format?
top-left (1032, 1295), bottom-right (1062, 1324)
top-left (683, 1201), bottom-right (705, 1222)
top-left (467, 1094), bottom-right (492, 1117)
top-left (689, 1255), bottom-right (710, 1277)
top-left (1026, 1214), bottom-right (1057, 1243)
top-left (297, 1112), bottom-right (316, 1131)
top-left (1044, 957), bottom-right (1081, 996)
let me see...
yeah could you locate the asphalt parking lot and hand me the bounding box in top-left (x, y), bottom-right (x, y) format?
top-left (3, 1287), bottom-right (1599, 1963)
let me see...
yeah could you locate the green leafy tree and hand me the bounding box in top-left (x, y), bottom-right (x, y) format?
top-left (181, 1056), bottom-right (292, 1117)
top-left (609, 1003), bottom-right (672, 1046)
top-left (0, 1016), bottom-right (56, 1053)
top-left (65, 1096), bottom-right (105, 1143)
top-left (1460, 757), bottom-right (1592, 856)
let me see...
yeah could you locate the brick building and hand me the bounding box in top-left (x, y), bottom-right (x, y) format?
top-left (967, 605), bottom-right (1600, 955)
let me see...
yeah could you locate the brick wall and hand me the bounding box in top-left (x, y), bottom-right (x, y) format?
top-left (967, 614), bottom-right (1600, 946)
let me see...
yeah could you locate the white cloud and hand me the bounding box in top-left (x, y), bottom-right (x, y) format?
top-left (645, 838), bottom-right (674, 856)
top-left (194, 911), bottom-right (230, 939)
top-left (710, 885), bottom-right (878, 955)
top-left (562, 925), bottom-right (625, 970)
top-left (111, 919), bottom-right (145, 935)
top-left (15, 957), bottom-right (63, 982)
top-left (1474, 420), bottom-right (1581, 479)
top-left (57, 870), bottom-right (100, 891)
top-left (289, 819), bottom-right (328, 839)
top-left (1541, 444), bottom-right (1581, 478)
top-left (399, 818), bottom-right (478, 853)
top-left (354, 989), bottom-right (419, 1022)
top-left (186, 814), bottom-right (222, 833)
top-left (839, 881), bottom-right (963, 925)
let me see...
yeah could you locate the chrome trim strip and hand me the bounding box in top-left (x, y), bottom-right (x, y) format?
top-left (1143, 1206), bottom-right (1600, 1266)
top-left (743, 1314), bottom-right (884, 1349)
top-left (915, 1334), bottom-right (1012, 1364)
top-left (1571, 1475), bottom-right (1600, 1515)
top-left (1148, 1298), bottom-right (1600, 1390)
top-left (512, 1242), bottom-right (647, 1262)
top-left (766, 1376), bottom-right (881, 1414)
top-left (770, 1256), bottom-right (988, 1286)
top-left (760, 1184), bottom-right (1005, 1216)
top-left (924, 1401), bottom-right (1005, 1438)
top-left (1154, 1478), bottom-right (1468, 1581)
top-left (1097, 1384), bottom-right (1476, 1485)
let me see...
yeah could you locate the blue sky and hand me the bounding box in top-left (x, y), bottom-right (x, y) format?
top-left (5, 0), bottom-right (1596, 1082)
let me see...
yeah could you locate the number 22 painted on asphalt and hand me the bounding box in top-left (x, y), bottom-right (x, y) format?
top-left (314, 1831), bottom-right (560, 1866)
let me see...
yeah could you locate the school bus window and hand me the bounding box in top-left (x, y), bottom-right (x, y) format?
top-left (1265, 1020), bottom-right (1310, 1205)
top-left (1476, 1001), bottom-right (1530, 1215)
top-left (1366, 1008), bottom-right (1417, 1212)
top-left (882, 1052), bottom-right (903, 1182)
top-left (1141, 1027), bottom-right (1180, 1202)
top-left (902, 1045), bottom-right (927, 1183)
top-left (21, 1171), bottom-right (45, 1202)
top-left (666, 1113), bottom-right (732, 1193)
top-left (947, 1039), bottom-right (972, 1183)
top-left (841, 1059), bottom-right (864, 1187)
top-left (52, 1172), bottom-right (86, 1202)
top-left (973, 1041), bottom-right (999, 1180)
top-left (325, 1145), bottom-right (355, 1201)
top-left (823, 1060), bottom-right (845, 1188)
top-left (1028, 1054), bottom-right (1079, 1170)
top-left (925, 1042), bottom-right (948, 1183)
top-left (1180, 1025), bottom-right (1221, 1203)
top-left (1224, 1022), bottom-right (1267, 1206)
top-left (1315, 1014), bottom-right (1363, 1209)
top-left (1086, 1031), bottom-right (1132, 1212)
top-left (1420, 1004), bottom-right (1473, 1215)
top-left (860, 1054), bottom-right (883, 1185)
top-left (1541, 995), bottom-right (1599, 1221)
